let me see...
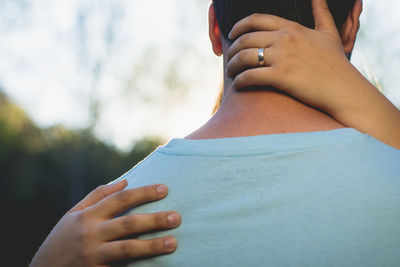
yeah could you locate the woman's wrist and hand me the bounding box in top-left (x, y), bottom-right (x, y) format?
top-left (326, 64), bottom-right (400, 148)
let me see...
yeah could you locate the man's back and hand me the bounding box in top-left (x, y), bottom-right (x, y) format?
top-left (121, 128), bottom-right (400, 266)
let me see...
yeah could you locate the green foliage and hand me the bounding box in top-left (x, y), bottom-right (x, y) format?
top-left (0, 92), bottom-right (163, 265)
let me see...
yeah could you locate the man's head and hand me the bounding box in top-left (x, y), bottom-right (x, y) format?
top-left (209, 0), bottom-right (361, 57)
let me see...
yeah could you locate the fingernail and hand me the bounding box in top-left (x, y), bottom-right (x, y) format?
top-left (156, 185), bottom-right (167, 195)
top-left (167, 214), bottom-right (179, 226)
top-left (164, 238), bottom-right (176, 250)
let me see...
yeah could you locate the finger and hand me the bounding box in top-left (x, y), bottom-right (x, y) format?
top-left (89, 184), bottom-right (169, 218)
top-left (233, 67), bottom-right (278, 91)
top-left (98, 236), bottom-right (177, 263)
top-left (228, 13), bottom-right (288, 41)
top-left (312, 0), bottom-right (339, 36)
top-left (69, 179), bottom-right (128, 213)
top-left (227, 31), bottom-right (278, 62)
top-left (99, 211), bottom-right (181, 241)
top-left (227, 48), bottom-right (275, 78)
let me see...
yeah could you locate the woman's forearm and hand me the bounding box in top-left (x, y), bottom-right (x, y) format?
top-left (330, 68), bottom-right (400, 149)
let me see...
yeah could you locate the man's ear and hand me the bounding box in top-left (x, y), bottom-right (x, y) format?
top-left (209, 4), bottom-right (223, 57)
top-left (340, 0), bottom-right (363, 55)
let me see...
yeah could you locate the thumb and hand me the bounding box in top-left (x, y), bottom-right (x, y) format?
top-left (312, 0), bottom-right (339, 36)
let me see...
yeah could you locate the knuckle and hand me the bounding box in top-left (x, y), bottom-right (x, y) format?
top-left (135, 185), bottom-right (159, 201)
top-left (75, 211), bottom-right (89, 225)
top-left (122, 216), bottom-right (136, 232)
top-left (235, 51), bottom-right (243, 62)
top-left (239, 33), bottom-right (251, 46)
top-left (77, 247), bottom-right (92, 264)
top-left (94, 185), bottom-right (108, 199)
top-left (115, 190), bottom-right (131, 203)
top-left (120, 242), bottom-right (131, 258)
top-left (154, 212), bottom-right (166, 227)
top-left (136, 186), bottom-right (148, 198)
top-left (237, 50), bottom-right (247, 62)
top-left (150, 239), bottom-right (163, 253)
top-left (146, 185), bottom-right (158, 198)
top-left (280, 31), bottom-right (295, 44)
top-left (134, 186), bottom-right (154, 202)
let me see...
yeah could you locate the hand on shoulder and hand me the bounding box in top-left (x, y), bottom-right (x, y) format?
top-left (30, 180), bottom-right (181, 267)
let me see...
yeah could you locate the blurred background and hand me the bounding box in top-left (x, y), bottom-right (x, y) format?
top-left (0, 0), bottom-right (399, 265)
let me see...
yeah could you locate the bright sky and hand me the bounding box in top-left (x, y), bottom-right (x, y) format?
top-left (0, 0), bottom-right (399, 149)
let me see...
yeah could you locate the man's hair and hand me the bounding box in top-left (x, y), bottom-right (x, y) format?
top-left (213, 0), bottom-right (357, 39)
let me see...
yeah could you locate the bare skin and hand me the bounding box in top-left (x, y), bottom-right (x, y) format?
top-left (189, 0), bottom-right (400, 150)
top-left (31, 1), bottom-right (400, 266)
top-left (30, 180), bottom-right (182, 267)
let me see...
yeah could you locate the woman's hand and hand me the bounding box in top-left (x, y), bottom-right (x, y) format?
top-left (227, 0), bottom-right (359, 110)
top-left (227, 0), bottom-right (400, 149)
top-left (30, 180), bottom-right (181, 267)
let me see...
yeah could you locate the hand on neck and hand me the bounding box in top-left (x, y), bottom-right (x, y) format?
top-left (186, 79), bottom-right (345, 140)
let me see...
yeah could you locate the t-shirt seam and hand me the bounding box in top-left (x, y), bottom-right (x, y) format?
top-left (155, 134), bottom-right (369, 158)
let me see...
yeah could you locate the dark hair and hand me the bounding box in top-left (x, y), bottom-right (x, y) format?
top-left (213, 0), bottom-right (356, 39)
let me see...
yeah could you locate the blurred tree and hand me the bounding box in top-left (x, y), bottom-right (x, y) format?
top-left (0, 91), bottom-right (163, 266)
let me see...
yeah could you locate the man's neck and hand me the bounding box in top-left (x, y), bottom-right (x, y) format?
top-left (186, 85), bottom-right (345, 140)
